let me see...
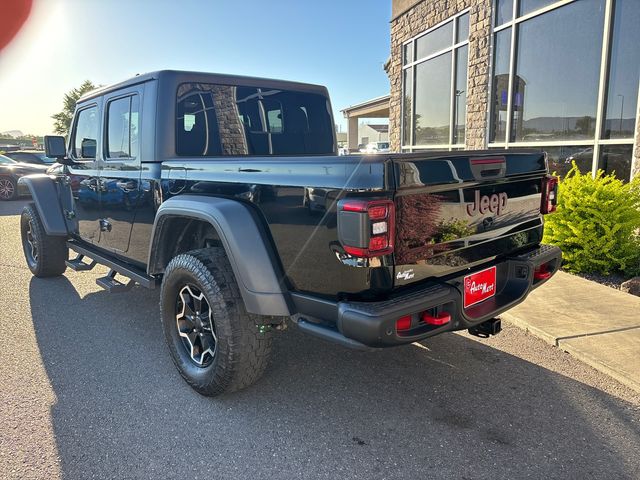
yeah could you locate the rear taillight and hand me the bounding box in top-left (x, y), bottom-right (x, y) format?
top-left (541, 175), bottom-right (559, 214)
top-left (338, 199), bottom-right (395, 258)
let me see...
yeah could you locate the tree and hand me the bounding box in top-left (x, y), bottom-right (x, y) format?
top-left (574, 116), bottom-right (593, 136)
top-left (51, 80), bottom-right (97, 135)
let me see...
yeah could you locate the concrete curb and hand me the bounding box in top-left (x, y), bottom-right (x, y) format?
top-left (501, 311), bottom-right (558, 346)
top-left (502, 304), bottom-right (640, 394)
top-left (558, 340), bottom-right (640, 393)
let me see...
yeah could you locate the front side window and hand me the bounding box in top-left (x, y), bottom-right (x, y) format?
top-left (106, 95), bottom-right (139, 158)
top-left (401, 11), bottom-right (470, 149)
top-left (176, 83), bottom-right (333, 156)
top-left (72, 105), bottom-right (98, 159)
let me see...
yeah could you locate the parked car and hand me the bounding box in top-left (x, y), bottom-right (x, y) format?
top-left (364, 141), bottom-right (390, 154)
top-left (4, 150), bottom-right (56, 165)
top-left (20, 70), bottom-right (561, 396)
top-left (0, 154), bottom-right (48, 200)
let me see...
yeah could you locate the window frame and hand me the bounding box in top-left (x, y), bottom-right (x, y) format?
top-left (104, 93), bottom-right (140, 161)
top-left (488, 0), bottom-right (638, 180)
top-left (401, 8), bottom-right (471, 152)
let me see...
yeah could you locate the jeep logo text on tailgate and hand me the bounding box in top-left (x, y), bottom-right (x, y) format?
top-left (466, 190), bottom-right (507, 216)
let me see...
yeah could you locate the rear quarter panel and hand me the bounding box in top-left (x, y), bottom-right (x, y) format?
top-left (160, 156), bottom-right (396, 299)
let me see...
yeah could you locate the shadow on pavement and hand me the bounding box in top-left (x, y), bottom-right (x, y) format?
top-left (0, 199), bottom-right (28, 216)
top-left (29, 276), bottom-right (640, 479)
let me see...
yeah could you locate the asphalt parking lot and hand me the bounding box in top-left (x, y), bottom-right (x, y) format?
top-left (1, 199), bottom-right (639, 480)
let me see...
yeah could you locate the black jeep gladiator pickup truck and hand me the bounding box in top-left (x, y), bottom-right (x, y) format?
top-left (19, 70), bottom-right (561, 396)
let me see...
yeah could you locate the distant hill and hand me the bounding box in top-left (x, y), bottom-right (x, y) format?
top-left (1, 130), bottom-right (24, 138)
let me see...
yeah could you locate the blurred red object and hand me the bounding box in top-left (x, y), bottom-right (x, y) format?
top-left (0, 0), bottom-right (33, 52)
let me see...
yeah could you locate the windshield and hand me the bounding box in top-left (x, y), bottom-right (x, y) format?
top-left (0, 154), bottom-right (17, 165)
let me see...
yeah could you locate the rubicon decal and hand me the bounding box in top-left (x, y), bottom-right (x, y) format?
top-left (466, 190), bottom-right (507, 216)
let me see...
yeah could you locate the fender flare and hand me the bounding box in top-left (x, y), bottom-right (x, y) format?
top-left (17, 174), bottom-right (68, 236)
top-left (148, 195), bottom-right (291, 317)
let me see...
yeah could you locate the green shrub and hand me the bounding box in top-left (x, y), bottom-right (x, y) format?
top-left (543, 162), bottom-right (640, 276)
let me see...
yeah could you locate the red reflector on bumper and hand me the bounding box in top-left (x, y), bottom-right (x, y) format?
top-left (396, 315), bottom-right (412, 331)
top-left (421, 312), bottom-right (451, 326)
top-left (534, 263), bottom-right (553, 280)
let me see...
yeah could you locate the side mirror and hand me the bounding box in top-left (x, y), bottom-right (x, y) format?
top-left (44, 135), bottom-right (67, 159)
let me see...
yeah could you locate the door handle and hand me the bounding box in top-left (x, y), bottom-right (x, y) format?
top-left (116, 180), bottom-right (137, 191)
top-left (99, 219), bottom-right (112, 232)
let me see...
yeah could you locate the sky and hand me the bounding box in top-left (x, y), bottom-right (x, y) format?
top-left (0, 0), bottom-right (392, 135)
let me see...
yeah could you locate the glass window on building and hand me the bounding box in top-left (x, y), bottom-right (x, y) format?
top-left (402, 69), bottom-right (413, 146)
top-left (519, 0), bottom-right (557, 16)
top-left (490, 0), bottom-right (639, 181)
top-left (603, 0), bottom-right (640, 140)
top-left (511, 0), bottom-right (605, 142)
top-left (414, 54), bottom-right (452, 145)
top-left (599, 145), bottom-right (633, 180)
top-left (489, 28), bottom-right (511, 143)
top-left (495, 0), bottom-right (514, 26)
top-left (401, 11), bottom-right (470, 150)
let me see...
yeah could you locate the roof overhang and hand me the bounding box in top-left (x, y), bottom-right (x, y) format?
top-left (341, 94), bottom-right (390, 118)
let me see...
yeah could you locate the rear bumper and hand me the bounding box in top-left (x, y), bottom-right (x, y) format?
top-left (296, 244), bottom-right (561, 349)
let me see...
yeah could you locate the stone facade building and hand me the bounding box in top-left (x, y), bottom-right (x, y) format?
top-left (389, 0), bottom-right (640, 180)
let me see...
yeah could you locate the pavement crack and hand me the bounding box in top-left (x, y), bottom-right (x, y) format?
top-left (555, 325), bottom-right (640, 345)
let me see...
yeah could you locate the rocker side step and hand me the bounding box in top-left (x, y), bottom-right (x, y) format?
top-left (96, 269), bottom-right (136, 293)
top-left (66, 253), bottom-right (97, 271)
top-left (67, 241), bottom-right (158, 291)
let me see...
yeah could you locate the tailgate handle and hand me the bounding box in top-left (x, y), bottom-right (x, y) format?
top-left (470, 157), bottom-right (506, 180)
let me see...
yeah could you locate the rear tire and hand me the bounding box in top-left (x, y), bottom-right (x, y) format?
top-left (20, 203), bottom-right (68, 277)
top-left (160, 248), bottom-right (272, 396)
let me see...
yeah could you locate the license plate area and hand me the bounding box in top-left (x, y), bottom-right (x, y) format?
top-left (463, 266), bottom-right (497, 309)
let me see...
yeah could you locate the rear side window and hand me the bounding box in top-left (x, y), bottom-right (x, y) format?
top-left (72, 106), bottom-right (99, 159)
top-left (176, 90), bottom-right (221, 156)
top-left (106, 95), bottom-right (140, 158)
top-left (176, 82), bottom-right (334, 156)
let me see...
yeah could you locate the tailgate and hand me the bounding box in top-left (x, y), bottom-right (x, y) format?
top-left (392, 151), bottom-right (547, 287)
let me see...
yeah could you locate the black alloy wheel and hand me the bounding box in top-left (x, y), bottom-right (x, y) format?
top-left (175, 284), bottom-right (218, 367)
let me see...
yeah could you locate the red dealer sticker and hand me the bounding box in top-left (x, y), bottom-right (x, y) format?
top-left (463, 266), bottom-right (497, 309)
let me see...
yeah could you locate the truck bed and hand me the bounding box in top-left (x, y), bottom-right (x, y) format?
top-left (160, 150), bottom-right (548, 300)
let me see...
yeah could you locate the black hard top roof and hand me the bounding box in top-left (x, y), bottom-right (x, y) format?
top-left (78, 69), bottom-right (329, 102)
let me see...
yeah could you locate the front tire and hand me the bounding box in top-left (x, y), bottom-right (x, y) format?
top-left (160, 248), bottom-right (272, 396)
top-left (20, 203), bottom-right (68, 277)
